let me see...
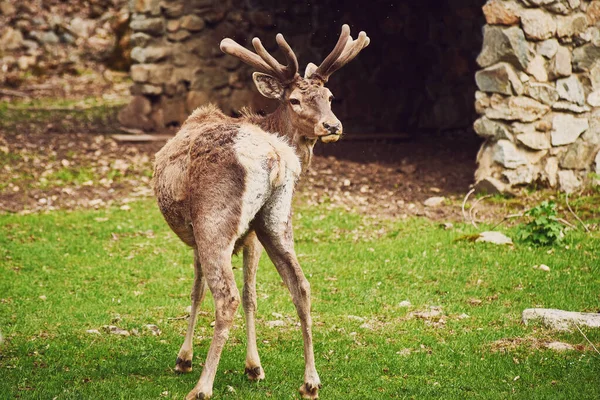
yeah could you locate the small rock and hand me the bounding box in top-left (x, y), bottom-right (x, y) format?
top-left (144, 324), bottom-right (161, 336)
top-left (552, 101), bottom-right (591, 113)
top-left (573, 44), bottom-right (600, 71)
top-left (548, 46), bottom-right (572, 79)
top-left (556, 75), bottom-right (586, 106)
top-left (477, 26), bottom-right (532, 70)
top-left (546, 341), bottom-right (574, 352)
top-left (412, 306), bottom-right (443, 320)
top-left (558, 170), bottom-right (582, 193)
top-left (537, 38), bottom-right (559, 58)
top-left (473, 117), bottom-right (513, 140)
top-left (423, 196), bottom-right (445, 207)
top-left (0, 1), bottom-right (16, 16)
top-left (399, 300), bottom-right (412, 308)
top-left (551, 114), bottom-right (589, 146)
top-left (457, 313), bottom-right (470, 320)
top-left (556, 13), bottom-right (588, 38)
top-left (522, 308), bottom-right (600, 331)
top-left (476, 231), bottom-right (513, 245)
top-left (474, 177), bottom-right (508, 195)
top-left (475, 62), bottom-right (524, 95)
top-left (493, 140), bottom-right (528, 169)
top-left (103, 325), bottom-right (130, 336)
top-left (533, 264), bottom-right (551, 271)
top-left (39, 295), bottom-right (47, 301)
top-left (180, 15), bottom-right (205, 32)
top-left (587, 90), bottom-right (600, 106)
top-left (86, 329), bottom-right (101, 335)
top-left (525, 55), bottom-right (548, 82)
top-left (482, 0), bottom-right (520, 25)
top-left (516, 132), bottom-right (551, 150)
top-left (521, 9), bottom-right (556, 40)
top-left (485, 96), bottom-right (550, 122)
top-left (530, 84), bottom-right (554, 105)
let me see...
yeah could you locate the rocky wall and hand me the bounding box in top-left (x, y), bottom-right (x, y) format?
top-left (475, 0), bottom-right (600, 193)
top-left (119, 0), bottom-right (484, 134)
top-left (0, 0), bottom-right (130, 87)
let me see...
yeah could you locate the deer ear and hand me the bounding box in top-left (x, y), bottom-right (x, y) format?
top-left (304, 62), bottom-right (318, 79)
top-left (252, 72), bottom-right (285, 99)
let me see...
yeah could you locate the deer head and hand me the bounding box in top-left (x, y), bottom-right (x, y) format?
top-left (220, 24), bottom-right (370, 143)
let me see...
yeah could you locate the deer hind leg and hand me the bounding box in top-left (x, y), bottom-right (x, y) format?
top-left (176, 248), bottom-right (207, 373)
top-left (186, 245), bottom-right (240, 400)
top-left (255, 189), bottom-right (321, 399)
top-left (242, 232), bottom-right (265, 381)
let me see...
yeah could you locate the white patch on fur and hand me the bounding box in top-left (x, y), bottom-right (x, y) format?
top-left (233, 124), bottom-right (300, 237)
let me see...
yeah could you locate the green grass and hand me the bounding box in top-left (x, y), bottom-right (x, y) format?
top-left (1, 200), bottom-right (599, 399)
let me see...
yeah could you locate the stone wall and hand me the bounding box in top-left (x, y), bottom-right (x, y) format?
top-left (475, 0), bottom-right (600, 193)
top-left (0, 0), bottom-right (130, 87)
top-left (119, 0), bottom-right (484, 134)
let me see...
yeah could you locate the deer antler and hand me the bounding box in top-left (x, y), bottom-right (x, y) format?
top-left (313, 24), bottom-right (370, 82)
top-left (220, 33), bottom-right (299, 84)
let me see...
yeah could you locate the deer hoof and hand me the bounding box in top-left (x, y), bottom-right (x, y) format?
top-left (299, 381), bottom-right (321, 399)
top-left (175, 357), bottom-right (193, 373)
top-left (245, 365), bottom-right (265, 381)
top-left (185, 389), bottom-right (211, 400)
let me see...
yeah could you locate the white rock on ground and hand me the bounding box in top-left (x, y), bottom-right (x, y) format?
top-left (423, 196), bottom-right (446, 207)
top-left (476, 231), bottom-right (513, 245)
top-left (522, 308), bottom-right (600, 331)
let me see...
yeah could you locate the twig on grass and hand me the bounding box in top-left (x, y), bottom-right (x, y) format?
top-left (469, 194), bottom-right (492, 229)
top-left (462, 188), bottom-right (475, 227)
top-left (490, 213), bottom-right (524, 231)
top-left (575, 323), bottom-right (600, 358)
top-left (167, 314), bottom-right (189, 321)
top-left (565, 192), bottom-right (590, 233)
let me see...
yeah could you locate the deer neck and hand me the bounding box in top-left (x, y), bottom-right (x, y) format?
top-left (255, 107), bottom-right (316, 175)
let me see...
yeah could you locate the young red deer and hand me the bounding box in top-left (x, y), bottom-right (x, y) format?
top-left (153, 24), bottom-right (369, 399)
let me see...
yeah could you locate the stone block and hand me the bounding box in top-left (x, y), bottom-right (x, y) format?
top-left (118, 95), bottom-right (154, 130)
top-left (132, 0), bottom-right (161, 16)
top-left (548, 45), bottom-right (572, 79)
top-left (493, 139), bottom-right (528, 169)
top-left (573, 44), bottom-right (600, 71)
top-left (551, 113), bottom-right (589, 145)
top-left (557, 170), bottom-right (582, 192)
top-left (525, 55), bottom-right (548, 82)
top-left (475, 62), bottom-right (524, 95)
top-left (180, 15), bottom-right (205, 32)
top-left (560, 139), bottom-right (598, 168)
top-left (130, 17), bottom-right (165, 35)
top-left (537, 38), bottom-right (559, 58)
top-left (521, 9), bottom-right (556, 40)
top-left (186, 90), bottom-right (211, 112)
top-left (485, 96), bottom-right (550, 122)
top-left (516, 132), bottom-right (551, 150)
top-left (556, 75), bottom-right (586, 105)
top-left (476, 25), bottom-right (533, 70)
top-left (473, 117), bottom-right (513, 140)
top-left (556, 13), bottom-right (588, 37)
top-left (160, 97), bottom-right (187, 126)
top-left (131, 46), bottom-right (170, 63)
top-left (523, 82), bottom-right (559, 105)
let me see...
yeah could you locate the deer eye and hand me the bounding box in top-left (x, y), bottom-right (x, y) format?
top-left (289, 98), bottom-right (300, 106)
top-left (328, 95), bottom-right (334, 102)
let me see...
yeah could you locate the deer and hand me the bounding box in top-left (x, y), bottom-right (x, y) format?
top-left (153, 24), bottom-right (369, 400)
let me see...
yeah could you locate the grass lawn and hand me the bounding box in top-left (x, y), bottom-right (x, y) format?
top-left (1, 199), bottom-right (599, 399)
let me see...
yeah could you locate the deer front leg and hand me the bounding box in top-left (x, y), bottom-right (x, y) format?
top-left (186, 251), bottom-right (240, 400)
top-left (176, 248), bottom-right (207, 373)
top-left (256, 227), bottom-right (321, 399)
top-left (242, 232), bottom-right (265, 381)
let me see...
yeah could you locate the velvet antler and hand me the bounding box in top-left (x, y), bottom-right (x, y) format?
top-left (220, 33), bottom-right (299, 84)
top-left (313, 24), bottom-right (370, 82)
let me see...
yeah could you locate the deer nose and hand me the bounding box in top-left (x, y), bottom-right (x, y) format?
top-left (323, 121), bottom-right (341, 134)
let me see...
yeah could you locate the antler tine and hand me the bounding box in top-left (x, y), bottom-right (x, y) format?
top-left (327, 31), bottom-right (370, 76)
top-left (275, 33), bottom-right (299, 80)
top-left (220, 38), bottom-right (274, 76)
top-left (252, 34), bottom-right (298, 83)
top-left (314, 24), bottom-right (351, 81)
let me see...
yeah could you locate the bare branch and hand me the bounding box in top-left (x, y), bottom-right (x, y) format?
top-left (565, 192), bottom-right (590, 233)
